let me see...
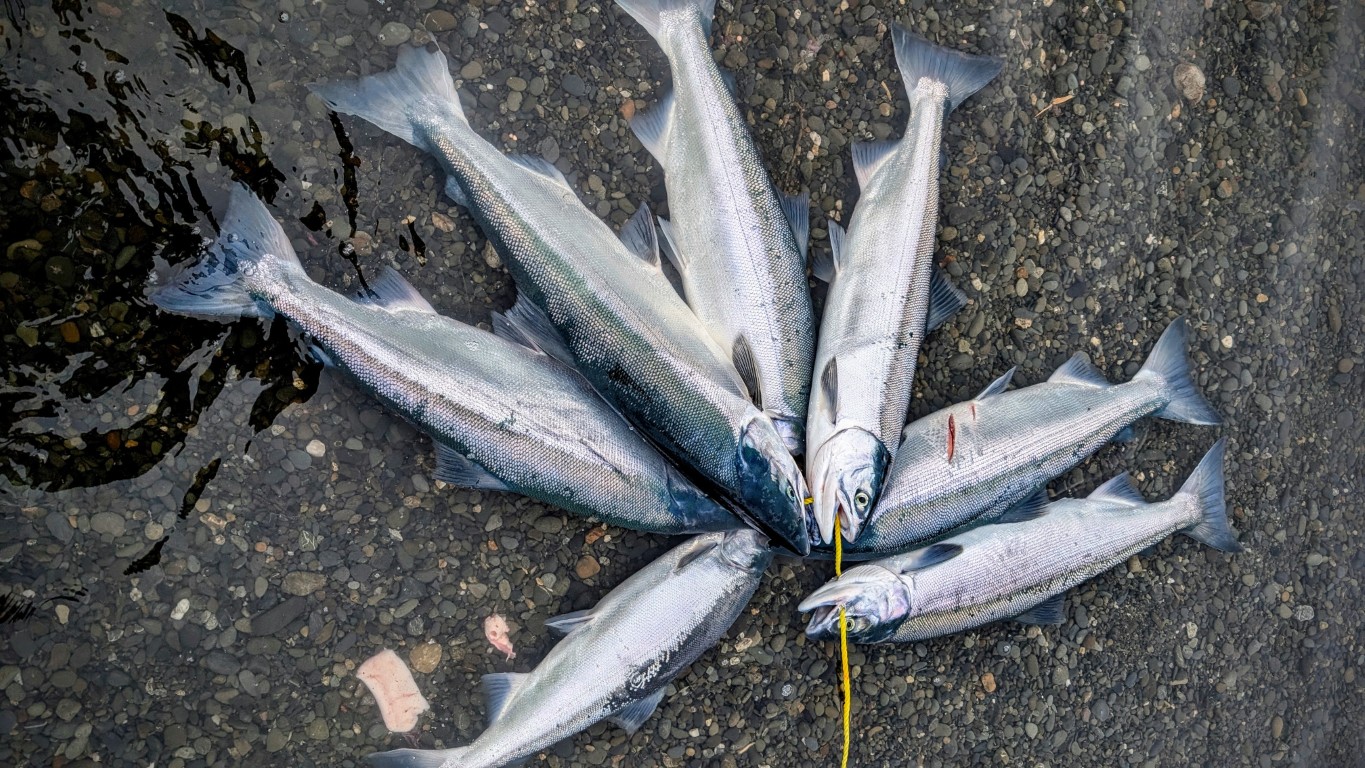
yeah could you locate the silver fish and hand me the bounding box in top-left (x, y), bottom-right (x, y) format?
top-left (310, 46), bottom-right (810, 554)
top-left (615, 0), bottom-right (816, 455)
top-left (801, 439), bottom-right (1239, 643)
top-left (368, 529), bottom-right (773, 768)
top-left (846, 317), bottom-right (1221, 555)
top-left (806, 26), bottom-right (1001, 545)
top-left (149, 186), bottom-right (741, 536)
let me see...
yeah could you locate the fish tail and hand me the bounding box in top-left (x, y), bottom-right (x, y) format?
top-left (613, 0), bottom-right (715, 41)
top-left (1176, 438), bottom-right (1242, 553)
top-left (1135, 317), bottom-right (1223, 425)
top-left (148, 185), bottom-right (295, 322)
top-left (366, 746), bottom-right (470, 768)
top-left (309, 46), bottom-right (466, 152)
top-left (891, 24), bottom-right (1003, 113)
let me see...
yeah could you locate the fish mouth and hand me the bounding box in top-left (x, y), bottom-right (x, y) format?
top-left (803, 605), bottom-right (842, 639)
top-left (837, 500), bottom-right (863, 544)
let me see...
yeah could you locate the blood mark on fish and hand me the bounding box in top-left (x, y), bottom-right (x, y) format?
top-left (947, 414), bottom-right (956, 462)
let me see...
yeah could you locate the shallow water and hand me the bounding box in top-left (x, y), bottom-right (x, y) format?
top-left (2, 1), bottom-right (1362, 766)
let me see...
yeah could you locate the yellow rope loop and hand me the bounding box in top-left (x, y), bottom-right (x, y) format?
top-left (835, 530), bottom-right (851, 768)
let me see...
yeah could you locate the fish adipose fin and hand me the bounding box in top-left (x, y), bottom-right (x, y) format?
top-left (614, 0), bottom-right (717, 39)
top-left (544, 608), bottom-right (595, 636)
top-left (780, 191), bottom-right (811, 260)
top-left (628, 87), bottom-right (676, 167)
top-left (433, 444), bottom-right (511, 491)
top-left (1014, 594), bottom-right (1066, 625)
top-left (309, 46), bottom-right (465, 152)
top-left (732, 336), bottom-right (763, 409)
top-left (851, 139), bottom-right (898, 189)
top-left (1048, 353), bottom-right (1111, 388)
top-left (925, 267), bottom-right (968, 331)
top-left (492, 294), bottom-right (577, 367)
top-left (149, 185), bottom-right (295, 321)
top-left (1178, 438), bottom-right (1241, 552)
top-left (610, 687), bottom-right (667, 734)
top-left (365, 747), bottom-right (471, 768)
top-left (619, 203), bottom-right (662, 268)
top-left (996, 487), bottom-right (1049, 523)
top-left (1135, 317), bottom-right (1223, 425)
top-left (891, 24), bottom-right (1003, 113)
top-left (482, 672), bottom-right (532, 725)
top-left (975, 367), bottom-right (1016, 399)
top-left (354, 267), bottom-right (437, 314)
top-left (1086, 472), bottom-right (1147, 507)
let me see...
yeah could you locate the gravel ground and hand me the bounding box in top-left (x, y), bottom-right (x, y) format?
top-left (1, 0), bottom-right (1362, 766)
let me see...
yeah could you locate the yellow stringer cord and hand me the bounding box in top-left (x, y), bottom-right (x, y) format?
top-left (835, 530), bottom-right (851, 768)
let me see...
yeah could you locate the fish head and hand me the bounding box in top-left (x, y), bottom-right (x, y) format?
top-left (717, 528), bottom-right (774, 571)
top-left (808, 428), bottom-right (890, 545)
top-left (736, 414), bottom-right (812, 556)
top-left (797, 564), bottom-right (912, 643)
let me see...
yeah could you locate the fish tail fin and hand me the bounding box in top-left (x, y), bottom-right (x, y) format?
top-left (1176, 438), bottom-right (1241, 553)
top-left (148, 185), bottom-right (296, 321)
top-left (1135, 317), bottom-right (1222, 425)
top-left (891, 24), bottom-right (1003, 113)
top-left (366, 747), bottom-right (470, 768)
top-left (309, 46), bottom-right (465, 151)
top-left (613, 0), bottom-right (716, 41)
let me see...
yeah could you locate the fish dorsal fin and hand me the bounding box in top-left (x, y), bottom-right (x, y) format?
top-left (975, 367), bottom-right (1016, 399)
top-left (629, 88), bottom-right (676, 167)
top-left (433, 444), bottom-right (510, 491)
top-left (819, 357), bottom-right (839, 422)
top-left (482, 672), bottom-right (531, 725)
top-left (925, 267), bottom-right (968, 331)
top-left (654, 216), bottom-right (687, 274)
top-left (895, 542), bottom-right (962, 574)
top-left (1087, 472), bottom-right (1146, 507)
top-left (508, 154), bottom-right (572, 190)
top-left (619, 204), bottom-right (661, 268)
top-left (995, 487), bottom-right (1049, 524)
top-left (780, 191), bottom-right (811, 260)
top-left (610, 687), bottom-right (666, 735)
top-left (674, 538), bottom-right (719, 572)
top-left (491, 294), bottom-right (577, 367)
top-left (443, 176), bottom-right (471, 208)
top-left (732, 336), bottom-right (762, 409)
top-left (1048, 352), bottom-right (1111, 388)
top-left (355, 267), bottom-right (437, 313)
top-left (851, 139), bottom-right (898, 189)
top-left (544, 608), bottom-right (595, 636)
top-left (1014, 594), bottom-right (1066, 625)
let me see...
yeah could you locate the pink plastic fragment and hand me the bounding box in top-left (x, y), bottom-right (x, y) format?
top-left (356, 648), bottom-right (430, 732)
top-left (484, 614), bottom-right (516, 660)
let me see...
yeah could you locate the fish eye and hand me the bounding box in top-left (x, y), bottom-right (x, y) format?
top-left (784, 485), bottom-right (797, 500)
top-left (854, 490), bottom-right (870, 509)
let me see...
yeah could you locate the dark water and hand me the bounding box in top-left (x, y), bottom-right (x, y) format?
top-left (2, 1), bottom-right (1362, 766)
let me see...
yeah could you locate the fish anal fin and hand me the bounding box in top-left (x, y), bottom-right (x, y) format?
top-left (925, 267), bottom-right (968, 331)
top-left (1014, 594), bottom-right (1066, 626)
top-left (851, 139), bottom-right (898, 188)
top-left (1087, 472), bottom-right (1146, 507)
top-left (610, 687), bottom-right (667, 734)
top-left (629, 88), bottom-right (676, 166)
top-left (434, 444), bottom-right (510, 491)
top-left (619, 203), bottom-right (661, 268)
top-left (827, 220), bottom-right (848, 278)
top-left (355, 266), bottom-right (437, 313)
top-left (995, 487), bottom-right (1049, 524)
top-left (508, 154), bottom-right (572, 189)
top-left (779, 191), bottom-right (810, 260)
top-left (975, 367), bottom-right (1016, 399)
top-left (1047, 353), bottom-right (1112, 388)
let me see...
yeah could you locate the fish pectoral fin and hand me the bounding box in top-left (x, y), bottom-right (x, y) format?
top-left (481, 672), bottom-right (531, 725)
top-left (732, 336), bottom-right (763, 409)
top-left (619, 203), bottom-right (662, 268)
top-left (1047, 352), bottom-right (1112, 388)
top-left (995, 488), bottom-right (1050, 524)
top-left (354, 266), bottom-right (438, 314)
top-left (779, 191), bottom-right (811, 260)
top-left (819, 356), bottom-right (839, 423)
top-left (674, 539), bottom-right (720, 572)
top-left (543, 608), bottom-right (595, 636)
top-left (851, 139), bottom-right (899, 189)
top-left (1014, 594), bottom-right (1066, 626)
top-left (609, 687), bottom-right (667, 735)
top-left (433, 444), bottom-right (511, 491)
top-left (925, 267), bottom-right (968, 332)
top-left (974, 367), bottom-right (1016, 399)
top-left (628, 87), bottom-right (676, 166)
top-left (491, 294), bottom-right (577, 367)
top-left (1086, 472), bottom-right (1147, 507)
top-left (507, 153), bottom-right (573, 190)
top-left (894, 542), bottom-right (963, 574)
